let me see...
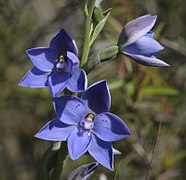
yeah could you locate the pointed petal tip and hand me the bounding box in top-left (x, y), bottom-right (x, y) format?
top-left (96, 80), bottom-right (108, 87)
top-left (127, 130), bottom-right (132, 136)
top-left (85, 80), bottom-right (108, 91)
top-left (34, 133), bottom-right (53, 141)
top-left (159, 44), bottom-right (165, 51)
top-left (123, 52), bottom-right (170, 67)
top-left (107, 162), bottom-right (114, 171)
top-left (26, 49), bottom-right (31, 54)
top-left (18, 81), bottom-right (23, 87)
top-left (26, 48), bottom-right (37, 55)
top-left (81, 80), bottom-right (111, 113)
top-left (18, 67), bottom-right (49, 88)
top-left (125, 125), bottom-right (132, 136)
top-left (152, 60), bottom-right (170, 67)
top-left (59, 28), bottom-right (66, 33)
top-left (18, 81), bottom-right (28, 87)
top-left (110, 167), bottom-right (114, 171)
top-left (26, 49), bottom-right (34, 58)
top-left (34, 132), bottom-right (42, 139)
top-left (34, 130), bottom-right (48, 140)
top-left (58, 28), bottom-right (72, 37)
top-left (50, 28), bottom-right (78, 56)
top-left (161, 62), bottom-right (170, 67)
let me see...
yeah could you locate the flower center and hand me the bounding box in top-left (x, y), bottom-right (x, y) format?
top-left (80, 113), bottom-right (95, 130)
top-left (84, 113), bottom-right (94, 130)
top-left (86, 113), bottom-right (94, 121)
top-left (84, 121), bottom-right (94, 130)
top-left (59, 55), bottom-right (65, 63)
top-left (56, 55), bottom-right (68, 72)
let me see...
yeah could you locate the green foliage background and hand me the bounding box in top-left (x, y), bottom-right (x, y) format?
top-left (0, 0), bottom-right (186, 179)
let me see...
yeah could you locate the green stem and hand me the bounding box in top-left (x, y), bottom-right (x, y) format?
top-left (80, 0), bottom-right (96, 67)
top-left (51, 142), bottom-right (68, 180)
top-left (79, 0), bottom-right (86, 11)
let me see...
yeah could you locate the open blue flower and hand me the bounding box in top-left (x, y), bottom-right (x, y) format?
top-left (19, 29), bottom-right (87, 96)
top-left (118, 14), bottom-right (169, 67)
top-left (35, 81), bottom-right (131, 170)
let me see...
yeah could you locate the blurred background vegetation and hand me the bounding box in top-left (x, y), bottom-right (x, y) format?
top-left (0, 0), bottom-right (186, 179)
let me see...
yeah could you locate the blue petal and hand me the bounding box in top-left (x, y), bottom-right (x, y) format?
top-left (88, 135), bottom-right (113, 170)
top-left (124, 34), bottom-right (164, 56)
top-left (68, 128), bottom-right (92, 160)
top-left (19, 67), bottom-right (49, 87)
top-left (67, 69), bottom-right (87, 92)
top-left (123, 52), bottom-right (170, 67)
top-left (146, 31), bottom-right (154, 37)
top-left (81, 80), bottom-right (111, 114)
top-left (119, 14), bottom-right (157, 47)
top-left (27, 48), bottom-right (56, 72)
top-left (35, 118), bottom-right (75, 141)
top-left (66, 51), bottom-right (80, 71)
top-left (92, 112), bottom-right (131, 142)
top-left (48, 72), bottom-right (70, 96)
top-left (52, 95), bottom-right (88, 125)
top-left (49, 29), bottom-right (78, 56)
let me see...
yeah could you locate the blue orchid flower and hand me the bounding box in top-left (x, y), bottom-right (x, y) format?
top-left (35, 80), bottom-right (131, 170)
top-left (19, 29), bottom-right (87, 96)
top-left (118, 14), bottom-right (169, 67)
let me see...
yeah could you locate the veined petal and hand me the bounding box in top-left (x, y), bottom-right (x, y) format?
top-left (123, 52), bottom-right (170, 67)
top-left (35, 118), bottom-right (75, 141)
top-left (124, 34), bottom-right (164, 56)
top-left (49, 29), bottom-right (78, 56)
top-left (52, 95), bottom-right (88, 125)
top-left (81, 80), bottom-right (111, 114)
top-left (67, 69), bottom-right (87, 92)
top-left (48, 72), bottom-right (70, 96)
top-left (119, 14), bottom-right (157, 47)
top-left (88, 135), bottom-right (113, 170)
top-left (92, 112), bottom-right (131, 142)
top-left (19, 67), bottom-right (49, 88)
top-left (26, 47), bottom-right (56, 72)
top-left (68, 128), bottom-right (92, 160)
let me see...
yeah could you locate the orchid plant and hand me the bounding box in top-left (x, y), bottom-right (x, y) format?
top-left (19, 0), bottom-right (169, 179)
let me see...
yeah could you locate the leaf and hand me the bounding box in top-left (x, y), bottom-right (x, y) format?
top-left (139, 86), bottom-right (178, 99)
top-left (36, 142), bottom-right (61, 180)
top-left (108, 79), bottom-right (124, 90)
top-left (163, 150), bottom-right (186, 169)
top-left (90, 9), bottom-right (111, 46)
top-left (51, 142), bottom-right (68, 180)
top-left (140, 66), bottom-right (166, 86)
top-left (67, 162), bottom-right (99, 180)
